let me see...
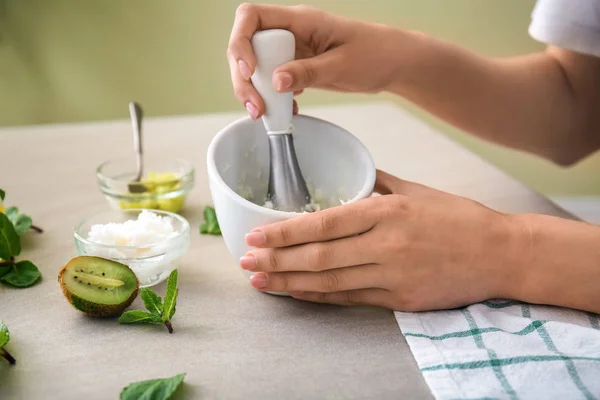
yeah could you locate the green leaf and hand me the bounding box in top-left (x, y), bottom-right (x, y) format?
top-left (163, 269), bottom-right (178, 320)
top-left (199, 206), bottom-right (221, 235)
top-left (0, 213), bottom-right (20, 259)
top-left (141, 288), bottom-right (163, 317)
top-left (120, 373), bottom-right (186, 400)
top-left (4, 207), bottom-right (16, 219)
top-left (0, 320), bottom-right (9, 347)
top-left (0, 265), bottom-right (10, 278)
top-left (1, 261), bottom-right (41, 287)
top-left (0, 189), bottom-right (5, 201)
top-left (5, 207), bottom-right (33, 237)
top-left (0, 319), bottom-right (15, 364)
top-left (118, 310), bottom-right (163, 324)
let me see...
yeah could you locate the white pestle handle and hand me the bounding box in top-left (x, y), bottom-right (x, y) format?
top-left (250, 29), bottom-right (295, 135)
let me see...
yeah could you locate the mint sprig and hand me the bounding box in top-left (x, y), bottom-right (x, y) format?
top-left (119, 269), bottom-right (179, 334)
top-left (120, 373), bottom-right (186, 400)
top-left (0, 319), bottom-right (16, 365)
top-left (0, 190), bottom-right (43, 288)
top-left (6, 207), bottom-right (43, 236)
top-left (200, 206), bottom-right (221, 235)
top-left (1, 189), bottom-right (43, 236)
top-left (0, 213), bottom-right (41, 288)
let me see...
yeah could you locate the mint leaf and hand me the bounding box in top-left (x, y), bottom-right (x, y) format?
top-left (0, 320), bottom-right (9, 347)
top-left (5, 207), bottom-right (33, 237)
top-left (200, 206), bottom-right (221, 235)
top-left (4, 207), bottom-right (16, 220)
top-left (0, 319), bottom-right (15, 365)
top-left (0, 213), bottom-right (20, 259)
top-left (163, 269), bottom-right (178, 321)
top-left (141, 288), bottom-right (163, 317)
top-left (118, 310), bottom-right (163, 324)
top-left (119, 269), bottom-right (179, 334)
top-left (0, 195), bottom-right (42, 290)
top-left (120, 373), bottom-right (186, 400)
top-left (1, 260), bottom-right (41, 287)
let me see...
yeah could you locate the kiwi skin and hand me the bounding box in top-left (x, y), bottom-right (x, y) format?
top-left (58, 256), bottom-right (139, 318)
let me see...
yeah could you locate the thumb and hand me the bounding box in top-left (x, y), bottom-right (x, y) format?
top-left (272, 49), bottom-right (343, 92)
top-left (374, 170), bottom-right (398, 195)
top-left (374, 170), bottom-right (433, 196)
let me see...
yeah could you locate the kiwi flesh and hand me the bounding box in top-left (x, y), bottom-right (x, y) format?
top-left (59, 256), bottom-right (139, 317)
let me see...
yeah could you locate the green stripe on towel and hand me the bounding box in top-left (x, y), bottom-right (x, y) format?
top-left (521, 305), bottom-right (595, 400)
top-left (462, 308), bottom-right (518, 400)
top-left (422, 355), bottom-right (600, 372)
top-left (482, 300), bottom-right (521, 309)
top-left (404, 320), bottom-right (546, 341)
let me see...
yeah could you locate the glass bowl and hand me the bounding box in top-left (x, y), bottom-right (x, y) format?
top-left (74, 209), bottom-right (190, 287)
top-left (96, 157), bottom-right (194, 214)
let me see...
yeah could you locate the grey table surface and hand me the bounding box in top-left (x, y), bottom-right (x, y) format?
top-left (0, 102), bottom-right (571, 399)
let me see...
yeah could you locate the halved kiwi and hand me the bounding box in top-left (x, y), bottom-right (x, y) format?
top-left (58, 256), bottom-right (139, 317)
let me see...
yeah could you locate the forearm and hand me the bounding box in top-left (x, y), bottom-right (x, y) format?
top-left (386, 30), bottom-right (600, 164)
top-left (505, 213), bottom-right (600, 314)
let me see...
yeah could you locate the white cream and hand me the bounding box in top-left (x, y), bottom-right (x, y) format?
top-left (87, 210), bottom-right (178, 247)
top-left (84, 210), bottom-right (185, 287)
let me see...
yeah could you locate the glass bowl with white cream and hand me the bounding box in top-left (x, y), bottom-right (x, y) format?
top-left (74, 209), bottom-right (190, 287)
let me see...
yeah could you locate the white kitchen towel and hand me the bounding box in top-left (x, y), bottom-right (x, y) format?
top-left (395, 301), bottom-right (600, 399)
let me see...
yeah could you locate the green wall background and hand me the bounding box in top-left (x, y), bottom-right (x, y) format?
top-left (1, 0), bottom-right (598, 195)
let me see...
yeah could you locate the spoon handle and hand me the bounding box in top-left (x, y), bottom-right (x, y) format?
top-left (250, 29), bottom-right (295, 135)
top-left (129, 102), bottom-right (143, 180)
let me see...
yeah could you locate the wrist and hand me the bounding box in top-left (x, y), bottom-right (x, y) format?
top-left (479, 212), bottom-right (533, 302)
top-left (383, 28), bottom-right (422, 95)
top-left (385, 27), bottom-right (448, 96)
top-left (496, 212), bottom-right (600, 313)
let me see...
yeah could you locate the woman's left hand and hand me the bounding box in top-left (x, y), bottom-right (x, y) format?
top-left (240, 170), bottom-right (525, 311)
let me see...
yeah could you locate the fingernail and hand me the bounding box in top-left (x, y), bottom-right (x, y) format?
top-left (240, 254), bottom-right (257, 271)
top-left (245, 102), bottom-right (259, 120)
top-left (290, 291), bottom-right (305, 297)
top-left (238, 60), bottom-right (252, 80)
top-left (250, 272), bottom-right (268, 289)
top-left (275, 72), bottom-right (293, 91)
top-left (245, 230), bottom-right (266, 246)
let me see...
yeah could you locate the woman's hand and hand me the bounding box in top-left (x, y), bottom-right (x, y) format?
top-left (240, 170), bottom-right (525, 311)
top-left (227, 3), bottom-right (405, 119)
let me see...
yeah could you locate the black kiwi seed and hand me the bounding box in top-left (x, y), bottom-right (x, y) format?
top-left (74, 276), bottom-right (78, 279)
top-left (102, 273), bottom-right (105, 276)
top-left (88, 282), bottom-right (91, 286)
top-left (79, 281), bottom-right (83, 284)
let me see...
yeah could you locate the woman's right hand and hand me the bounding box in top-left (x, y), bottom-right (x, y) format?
top-left (227, 3), bottom-right (405, 119)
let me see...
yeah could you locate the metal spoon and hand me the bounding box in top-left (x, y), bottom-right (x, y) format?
top-left (251, 29), bottom-right (311, 212)
top-left (128, 101), bottom-right (147, 194)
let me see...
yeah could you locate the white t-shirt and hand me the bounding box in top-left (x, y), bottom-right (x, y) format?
top-left (529, 0), bottom-right (600, 57)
